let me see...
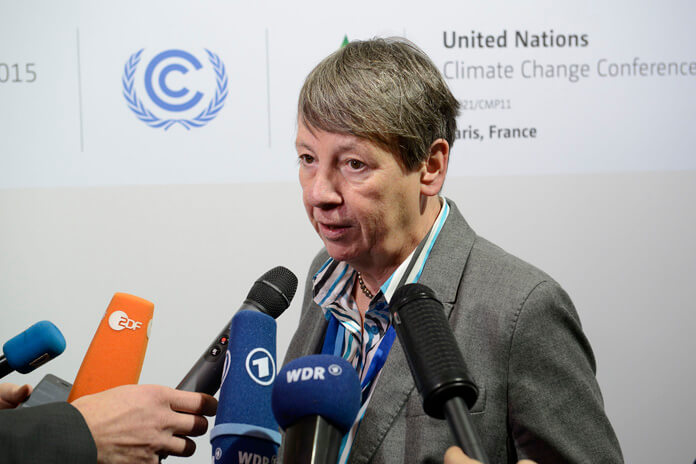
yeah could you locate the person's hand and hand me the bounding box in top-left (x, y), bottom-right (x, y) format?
top-left (72, 384), bottom-right (217, 464)
top-left (444, 446), bottom-right (537, 464)
top-left (0, 383), bottom-right (32, 409)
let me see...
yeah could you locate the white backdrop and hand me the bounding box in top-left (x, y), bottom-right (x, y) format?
top-left (1, 1), bottom-right (695, 463)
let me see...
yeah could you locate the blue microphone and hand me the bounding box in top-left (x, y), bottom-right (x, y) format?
top-left (272, 354), bottom-right (361, 464)
top-left (210, 310), bottom-right (281, 464)
top-left (0, 321), bottom-right (66, 379)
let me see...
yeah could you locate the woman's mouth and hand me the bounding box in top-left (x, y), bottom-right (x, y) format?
top-left (318, 222), bottom-right (350, 240)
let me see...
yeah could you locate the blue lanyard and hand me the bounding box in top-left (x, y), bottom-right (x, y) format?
top-left (321, 314), bottom-right (344, 357)
top-left (321, 314), bottom-right (397, 395)
top-left (359, 326), bottom-right (396, 392)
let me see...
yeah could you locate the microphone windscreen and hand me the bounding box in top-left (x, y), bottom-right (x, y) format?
top-left (68, 293), bottom-right (153, 402)
top-left (390, 283), bottom-right (477, 417)
top-left (211, 310), bottom-right (280, 463)
top-left (3, 321), bottom-right (66, 373)
top-left (247, 266), bottom-right (299, 318)
top-left (272, 354), bottom-right (360, 433)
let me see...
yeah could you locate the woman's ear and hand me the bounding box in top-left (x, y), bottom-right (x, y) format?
top-left (420, 138), bottom-right (449, 196)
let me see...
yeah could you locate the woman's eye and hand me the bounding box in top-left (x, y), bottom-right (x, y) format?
top-left (347, 159), bottom-right (365, 170)
top-left (298, 154), bottom-right (314, 164)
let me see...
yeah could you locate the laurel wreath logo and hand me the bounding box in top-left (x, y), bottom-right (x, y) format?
top-left (122, 49), bottom-right (228, 130)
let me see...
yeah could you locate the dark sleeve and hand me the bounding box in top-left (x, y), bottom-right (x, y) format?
top-left (507, 280), bottom-right (624, 463)
top-left (0, 401), bottom-right (97, 464)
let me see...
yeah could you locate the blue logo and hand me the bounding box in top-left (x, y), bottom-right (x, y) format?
top-left (122, 48), bottom-right (228, 130)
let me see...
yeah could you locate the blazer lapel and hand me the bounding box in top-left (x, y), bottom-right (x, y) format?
top-left (283, 301), bottom-right (328, 364)
top-left (347, 199), bottom-right (476, 464)
top-left (419, 200), bottom-right (476, 310)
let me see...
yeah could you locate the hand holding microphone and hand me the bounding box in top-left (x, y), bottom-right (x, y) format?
top-left (68, 291), bottom-right (218, 463)
top-left (68, 291), bottom-right (219, 462)
top-left (72, 384), bottom-right (217, 463)
top-left (1, 271), bottom-right (298, 463)
top-left (0, 292), bottom-right (217, 464)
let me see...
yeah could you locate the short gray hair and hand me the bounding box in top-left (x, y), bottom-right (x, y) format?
top-left (298, 37), bottom-right (460, 171)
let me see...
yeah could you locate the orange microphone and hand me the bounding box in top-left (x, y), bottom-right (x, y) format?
top-left (68, 293), bottom-right (154, 402)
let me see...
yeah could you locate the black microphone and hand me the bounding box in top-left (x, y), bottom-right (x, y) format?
top-left (272, 355), bottom-right (361, 464)
top-left (176, 266), bottom-right (298, 395)
top-left (389, 283), bottom-right (488, 463)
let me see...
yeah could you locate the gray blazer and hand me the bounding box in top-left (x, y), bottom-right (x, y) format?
top-left (284, 199), bottom-right (623, 464)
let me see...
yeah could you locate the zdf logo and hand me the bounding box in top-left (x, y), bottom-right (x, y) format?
top-left (122, 48), bottom-right (228, 130)
top-left (108, 310), bottom-right (143, 331)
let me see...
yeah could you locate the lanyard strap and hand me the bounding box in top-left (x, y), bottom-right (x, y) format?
top-left (359, 326), bottom-right (396, 392)
top-left (322, 314), bottom-right (396, 400)
top-left (321, 314), bottom-right (339, 355)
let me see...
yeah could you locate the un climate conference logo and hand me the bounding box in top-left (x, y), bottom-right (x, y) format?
top-left (122, 48), bottom-right (228, 130)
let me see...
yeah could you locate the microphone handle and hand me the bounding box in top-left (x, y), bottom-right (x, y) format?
top-left (444, 396), bottom-right (489, 463)
top-left (283, 415), bottom-right (343, 464)
top-left (176, 322), bottom-right (231, 395)
top-left (0, 355), bottom-right (12, 379)
top-left (176, 300), bottom-right (269, 394)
